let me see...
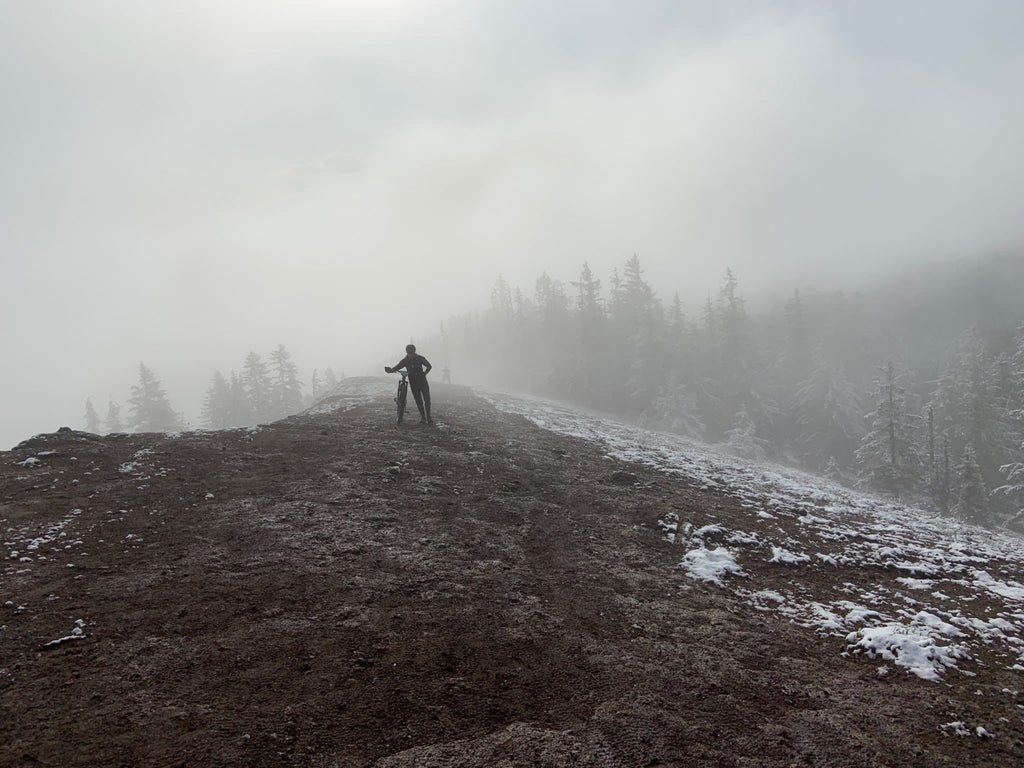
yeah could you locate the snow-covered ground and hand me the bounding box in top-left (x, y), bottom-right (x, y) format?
top-left (484, 392), bottom-right (1024, 683)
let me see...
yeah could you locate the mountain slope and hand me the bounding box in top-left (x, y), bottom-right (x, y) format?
top-left (1, 382), bottom-right (1022, 767)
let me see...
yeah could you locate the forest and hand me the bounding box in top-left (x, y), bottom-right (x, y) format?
top-left (429, 254), bottom-right (1024, 529)
top-left (82, 346), bottom-right (340, 442)
top-left (78, 254), bottom-right (1024, 531)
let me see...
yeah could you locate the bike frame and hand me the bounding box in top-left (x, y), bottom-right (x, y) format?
top-left (394, 371), bottom-right (409, 423)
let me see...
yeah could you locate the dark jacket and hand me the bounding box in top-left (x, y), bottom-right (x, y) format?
top-left (390, 354), bottom-right (432, 382)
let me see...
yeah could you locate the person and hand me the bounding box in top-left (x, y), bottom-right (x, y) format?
top-left (442, 366), bottom-right (451, 384)
top-left (385, 344), bottom-right (433, 424)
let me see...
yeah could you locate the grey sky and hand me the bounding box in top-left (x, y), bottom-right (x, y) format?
top-left (2, 1), bottom-right (1023, 447)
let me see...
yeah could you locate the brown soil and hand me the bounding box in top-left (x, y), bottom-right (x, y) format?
top-left (2, 384), bottom-right (1021, 767)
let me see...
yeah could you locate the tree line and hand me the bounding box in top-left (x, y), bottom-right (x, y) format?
top-left (83, 345), bottom-right (341, 435)
top-left (432, 255), bottom-right (1024, 529)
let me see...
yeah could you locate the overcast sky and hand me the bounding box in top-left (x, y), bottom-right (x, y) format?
top-left (2, 0), bottom-right (1024, 447)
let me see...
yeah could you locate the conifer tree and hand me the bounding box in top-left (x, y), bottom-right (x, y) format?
top-left (228, 372), bottom-right (253, 426)
top-left (202, 371), bottom-right (233, 429)
top-left (725, 408), bottom-right (768, 461)
top-left (793, 358), bottom-right (863, 472)
top-left (309, 369), bottom-right (322, 405)
top-left (269, 344), bottom-right (303, 419)
top-left (105, 399), bottom-right (123, 434)
top-left (856, 361), bottom-right (922, 499)
top-left (323, 367), bottom-right (339, 392)
top-left (937, 435), bottom-right (952, 515)
top-left (242, 352), bottom-right (273, 422)
top-left (995, 444), bottom-right (1024, 531)
top-left (84, 398), bottom-right (101, 433)
top-left (924, 407), bottom-right (945, 511)
top-left (571, 262), bottom-right (606, 407)
top-left (572, 262), bottom-right (603, 319)
top-left (663, 293), bottom-right (694, 383)
top-left (823, 456), bottom-right (850, 485)
top-left (534, 273), bottom-right (571, 395)
top-left (953, 445), bottom-right (989, 525)
top-left (711, 269), bottom-right (760, 439)
top-left (128, 364), bottom-right (181, 433)
top-left (490, 275), bottom-right (514, 320)
top-left (1012, 322), bottom-right (1024, 404)
top-left (694, 294), bottom-right (725, 439)
top-left (613, 256), bottom-right (663, 417)
top-left (642, 370), bottom-right (704, 439)
top-left (783, 290), bottom-right (811, 384)
top-left (929, 330), bottom-right (1016, 517)
top-left (485, 275), bottom-right (517, 380)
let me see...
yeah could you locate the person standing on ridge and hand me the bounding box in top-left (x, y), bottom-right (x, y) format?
top-left (385, 344), bottom-right (433, 424)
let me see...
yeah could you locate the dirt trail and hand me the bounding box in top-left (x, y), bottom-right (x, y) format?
top-left (1, 385), bottom-right (1020, 767)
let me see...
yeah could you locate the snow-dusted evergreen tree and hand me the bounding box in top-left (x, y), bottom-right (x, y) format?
top-left (571, 262), bottom-right (606, 408)
top-left (1006, 323), bottom-right (1024, 458)
top-left (616, 256), bottom-right (664, 417)
top-left (856, 361), bottom-right (922, 499)
top-left (925, 407), bottom-right (936, 490)
top-left (725, 408), bottom-right (768, 461)
top-left (242, 352), bottom-right (273, 422)
top-left (710, 269), bottom-right (761, 442)
top-left (228, 372), bottom-right (253, 426)
top-left (323, 367), bottom-right (339, 393)
top-left (105, 399), bottom-right (122, 433)
top-left (936, 435), bottom-right (952, 516)
top-left (1011, 322), bottom-right (1024, 407)
top-left (626, 311), bottom-right (664, 418)
top-left (202, 371), bottom-right (233, 429)
top-left (924, 407), bottom-right (947, 513)
top-left (534, 272), bottom-right (572, 396)
top-left (782, 290), bottom-right (812, 386)
top-left (693, 294), bottom-right (725, 440)
top-left (83, 398), bottom-right (100, 433)
top-left (269, 344), bottom-right (303, 419)
top-left (929, 329), bottom-right (1016, 518)
top-left (128, 363), bottom-right (181, 433)
top-left (994, 443), bottom-right (1024, 531)
top-left (823, 456), bottom-right (854, 486)
top-left (490, 274), bottom-right (514, 319)
top-left (767, 290), bottom-right (815, 460)
top-left (793, 357), bottom-right (863, 473)
top-left (309, 369), bottom-right (322, 406)
top-left (425, 254), bottom-right (1024, 498)
top-left (642, 369), bottom-right (704, 439)
top-left (994, 324), bottom-right (1024, 527)
top-left (953, 445), bottom-right (989, 525)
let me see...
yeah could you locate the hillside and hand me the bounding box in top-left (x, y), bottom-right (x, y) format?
top-left (2, 380), bottom-right (1023, 767)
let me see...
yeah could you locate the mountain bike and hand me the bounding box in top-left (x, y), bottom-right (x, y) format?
top-left (393, 370), bottom-right (409, 424)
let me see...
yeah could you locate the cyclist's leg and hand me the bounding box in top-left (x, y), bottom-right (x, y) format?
top-left (421, 380), bottom-right (432, 421)
top-left (409, 379), bottom-right (427, 421)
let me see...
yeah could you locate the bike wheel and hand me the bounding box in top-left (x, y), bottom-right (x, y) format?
top-left (396, 380), bottom-right (407, 423)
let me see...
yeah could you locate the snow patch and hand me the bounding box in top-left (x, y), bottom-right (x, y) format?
top-left (681, 547), bottom-right (744, 587)
top-left (846, 624), bottom-right (968, 681)
top-left (769, 547), bottom-right (811, 565)
top-left (482, 391), bottom-right (1024, 680)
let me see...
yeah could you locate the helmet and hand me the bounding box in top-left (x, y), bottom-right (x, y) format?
top-left (406, 344), bottom-right (416, 354)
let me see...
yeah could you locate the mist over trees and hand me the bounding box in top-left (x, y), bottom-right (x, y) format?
top-left (82, 348), bottom-right (341, 436)
top-left (128, 363), bottom-right (183, 433)
top-left (203, 345), bottom-right (311, 428)
top-left (83, 398), bottom-right (101, 434)
top-left (433, 254), bottom-right (1024, 528)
